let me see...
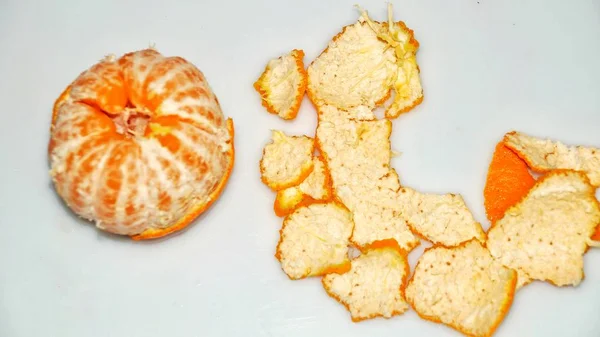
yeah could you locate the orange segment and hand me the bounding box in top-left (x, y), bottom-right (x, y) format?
top-left (130, 118), bottom-right (235, 240)
top-left (69, 59), bottom-right (128, 114)
top-left (143, 56), bottom-right (203, 111)
top-left (484, 141), bottom-right (536, 225)
top-left (118, 48), bottom-right (163, 110)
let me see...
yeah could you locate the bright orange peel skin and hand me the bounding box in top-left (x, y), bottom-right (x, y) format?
top-left (484, 141), bottom-right (536, 225)
top-left (592, 226), bottom-right (600, 241)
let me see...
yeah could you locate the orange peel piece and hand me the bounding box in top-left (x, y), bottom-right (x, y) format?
top-left (315, 104), bottom-right (419, 252)
top-left (322, 247), bottom-right (410, 322)
top-left (487, 170), bottom-right (600, 288)
top-left (503, 131), bottom-right (600, 186)
top-left (259, 130), bottom-right (315, 191)
top-left (254, 49), bottom-right (307, 120)
top-left (275, 202), bottom-right (354, 280)
top-left (591, 226), bottom-right (600, 243)
top-left (484, 141), bottom-right (536, 225)
top-left (405, 239), bottom-right (517, 337)
top-left (356, 4), bottom-right (423, 118)
top-left (306, 14), bottom-right (398, 110)
top-left (398, 187), bottom-right (486, 247)
top-left (273, 156), bottom-right (333, 217)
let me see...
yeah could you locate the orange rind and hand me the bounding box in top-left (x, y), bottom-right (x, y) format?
top-left (254, 49), bottom-right (307, 120)
top-left (322, 247), bottom-right (411, 322)
top-left (273, 155), bottom-right (333, 217)
top-left (592, 226), bottom-right (600, 243)
top-left (307, 4), bottom-right (422, 117)
top-left (306, 16), bottom-right (398, 111)
top-left (398, 187), bottom-right (486, 247)
top-left (259, 130), bottom-right (315, 191)
top-left (48, 49), bottom-right (235, 239)
top-left (275, 202), bottom-right (354, 280)
top-left (484, 141), bottom-right (536, 225)
top-left (315, 104), bottom-right (419, 252)
top-left (486, 170), bottom-right (600, 288)
top-left (503, 131), bottom-right (600, 187)
top-left (405, 239), bottom-right (517, 337)
top-left (356, 4), bottom-right (424, 118)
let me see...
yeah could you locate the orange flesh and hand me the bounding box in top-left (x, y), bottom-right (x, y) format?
top-left (49, 49), bottom-right (234, 238)
top-left (130, 119), bottom-right (235, 240)
top-left (484, 142), bottom-right (536, 225)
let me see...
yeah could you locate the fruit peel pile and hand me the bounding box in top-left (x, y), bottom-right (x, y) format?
top-left (254, 4), bottom-right (600, 337)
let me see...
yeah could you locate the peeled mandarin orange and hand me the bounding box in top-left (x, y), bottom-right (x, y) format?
top-left (48, 48), bottom-right (234, 240)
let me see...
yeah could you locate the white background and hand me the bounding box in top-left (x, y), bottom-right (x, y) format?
top-left (1, 0), bottom-right (599, 336)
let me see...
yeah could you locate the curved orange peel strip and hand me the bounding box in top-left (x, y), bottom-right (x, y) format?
top-left (503, 131), bottom-right (600, 186)
top-left (254, 49), bottom-right (307, 120)
top-left (130, 119), bottom-right (235, 240)
top-left (484, 141), bottom-right (536, 225)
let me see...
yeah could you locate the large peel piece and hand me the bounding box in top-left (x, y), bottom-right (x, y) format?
top-left (487, 170), bottom-right (600, 288)
top-left (307, 4), bottom-right (423, 117)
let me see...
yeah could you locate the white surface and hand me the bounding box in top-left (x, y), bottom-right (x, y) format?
top-left (1, 0), bottom-right (599, 336)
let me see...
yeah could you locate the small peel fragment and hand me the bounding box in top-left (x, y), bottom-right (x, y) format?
top-left (274, 156), bottom-right (333, 217)
top-left (484, 141), bottom-right (536, 225)
top-left (254, 49), bottom-right (307, 120)
top-left (405, 239), bottom-right (517, 337)
top-left (275, 202), bottom-right (354, 279)
top-left (260, 130), bottom-right (314, 191)
top-left (322, 247), bottom-right (411, 322)
top-left (503, 131), bottom-right (600, 186)
top-left (399, 187), bottom-right (486, 247)
top-left (486, 170), bottom-right (600, 288)
top-left (356, 4), bottom-right (423, 118)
